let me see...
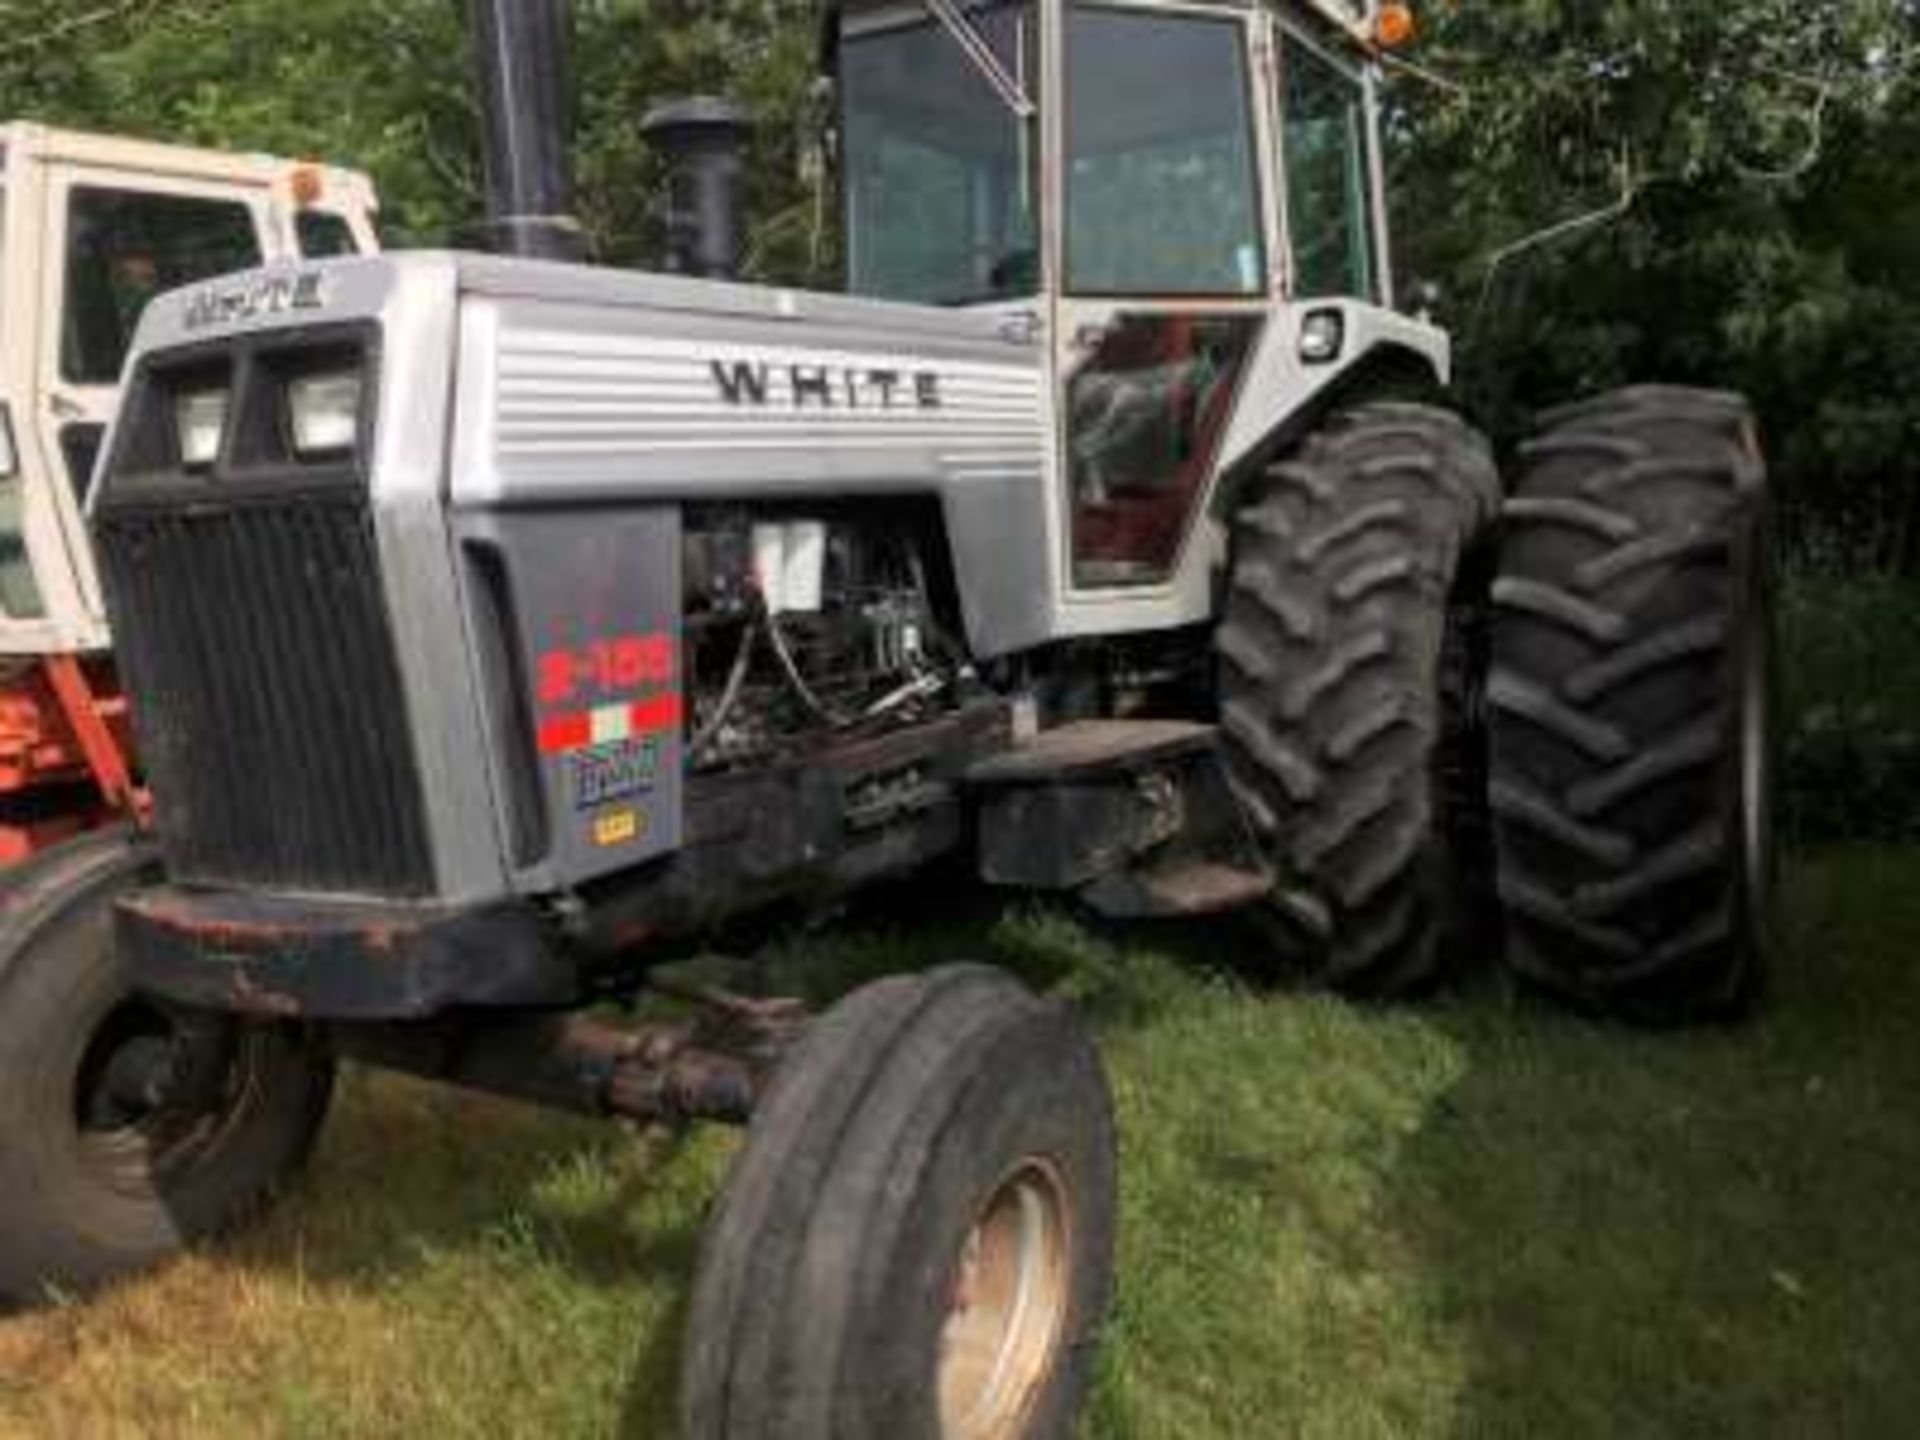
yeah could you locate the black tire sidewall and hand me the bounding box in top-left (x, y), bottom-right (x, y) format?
top-left (844, 1005), bottom-right (1115, 1439)
top-left (0, 835), bottom-right (333, 1301)
top-left (683, 968), bottom-right (1118, 1440)
top-left (1729, 467), bottom-right (1776, 1002)
top-left (1489, 388), bottom-right (1774, 1021)
top-left (1216, 402), bottom-right (1500, 993)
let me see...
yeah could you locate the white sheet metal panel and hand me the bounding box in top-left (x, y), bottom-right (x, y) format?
top-left (488, 326), bottom-right (1046, 475)
top-left (448, 264), bottom-right (1063, 656)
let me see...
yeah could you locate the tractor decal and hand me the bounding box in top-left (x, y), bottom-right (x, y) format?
top-left (537, 693), bottom-right (684, 756)
top-left (710, 357), bottom-right (943, 411)
top-left (537, 633), bottom-right (676, 706)
top-left (592, 808), bottom-right (645, 848)
top-left (570, 738), bottom-right (663, 809)
top-left (536, 631), bottom-right (682, 756)
top-left (182, 269), bottom-right (330, 332)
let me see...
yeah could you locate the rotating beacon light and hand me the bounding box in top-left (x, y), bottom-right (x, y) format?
top-left (1372, 3), bottom-right (1417, 50)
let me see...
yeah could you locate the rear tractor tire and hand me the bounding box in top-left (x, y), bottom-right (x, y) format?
top-left (1488, 386), bottom-right (1772, 1023)
top-left (0, 829), bottom-right (335, 1305)
top-left (682, 965), bottom-right (1116, 1440)
top-left (1216, 402), bottom-right (1501, 996)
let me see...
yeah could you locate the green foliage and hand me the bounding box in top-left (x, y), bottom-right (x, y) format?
top-left (8, 1), bottom-right (1920, 786)
top-left (9, 0), bottom-right (1909, 574)
top-left (1780, 573), bottom-right (1920, 842)
top-left (1390, 0), bottom-right (1920, 570)
top-left (571, 0), bottom-right (820, 272)
top-left (0, 0), bottom-right (819, 268)
top-left (0, 1), bottom-right (474, 243)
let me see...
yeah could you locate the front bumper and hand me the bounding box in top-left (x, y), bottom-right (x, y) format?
top-left (118, 885), bottom-right (579, 1021)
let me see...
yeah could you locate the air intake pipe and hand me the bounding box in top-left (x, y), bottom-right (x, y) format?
top-left (643, 97), bottom-right (753, 280)
top-left (466, 0), bottom-right (588, 261)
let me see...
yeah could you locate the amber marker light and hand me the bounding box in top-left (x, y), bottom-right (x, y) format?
top-left (1374, 3), bottom-right (1417, 49)
top-left (290, 164), bottom-right (325, 208)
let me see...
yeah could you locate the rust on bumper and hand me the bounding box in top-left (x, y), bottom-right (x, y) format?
top-left (117, 885), bottom-right (580, 1022)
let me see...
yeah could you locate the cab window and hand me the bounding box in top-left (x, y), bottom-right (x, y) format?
top-left (297, 209), bottom-right (361, 259)
top-left (1279, 33), bottom-right (1380, 301)
top-left (840, 2), bottom-right (1038, 306)
top-left (62, 187), bottom-right (262, 385)
top-left (1065, 4), bottom-right (1264, 296)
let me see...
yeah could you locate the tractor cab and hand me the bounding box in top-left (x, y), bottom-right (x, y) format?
top-left (835, 0), bottom-right (1390, 308)
top-left (828, 0), bottom-right (1436, 597)
top-left (0, 124), bottom-right (379, 658)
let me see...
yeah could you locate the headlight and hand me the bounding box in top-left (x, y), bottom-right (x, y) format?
top-left (175, 389), bottom-right (230, 469)
top-left (286, 371), bottom-right (362, 458)
top-left (1298, 309), bottom-right (1346, 365)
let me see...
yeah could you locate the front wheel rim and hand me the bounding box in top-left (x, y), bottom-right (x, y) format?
top-left (72, 1000), bottom-right (260, 1193)
top-left (938, 1159), bottom-right (1074, 1440)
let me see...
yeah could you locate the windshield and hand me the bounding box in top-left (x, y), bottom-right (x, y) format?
top-left (840, 2), bottom-right (1037, 306)
top-left (297, 209), bottom-right (362, 258)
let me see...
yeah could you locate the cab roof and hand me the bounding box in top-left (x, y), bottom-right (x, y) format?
top-left (0, 121), bottom-right (377, 212)
top-left (822, 0), bottom-right (1379, 57)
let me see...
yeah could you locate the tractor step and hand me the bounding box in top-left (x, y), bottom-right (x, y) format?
top-left (968, 719), bottom-right (1268, 912)
top-left (967, 720), bottom-right (1217, 787)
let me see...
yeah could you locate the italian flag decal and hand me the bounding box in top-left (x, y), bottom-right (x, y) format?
top-left (538, 693), bottom-right (684, 756)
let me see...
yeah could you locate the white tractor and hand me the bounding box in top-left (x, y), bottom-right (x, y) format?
top-left (0, 5), bottom-right (1770, 1437)
top-left (0, 123), bottom-right (378, 859)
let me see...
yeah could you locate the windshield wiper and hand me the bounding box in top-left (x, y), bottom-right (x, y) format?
top-left (922, 0), bottom-right (1036, 118)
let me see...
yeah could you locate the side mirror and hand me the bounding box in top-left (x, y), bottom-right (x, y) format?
top-left (802, 75), bottom-right (840, 190)
top-left (0, 402), bottom-right (16, 479)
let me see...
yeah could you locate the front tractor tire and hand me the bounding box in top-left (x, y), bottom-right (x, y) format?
top-left (682, 966), bottom-right (1116, 1440)
top-left (0, 830), bottom-right (335, 1306)
top-left (1216, 403), bottom-right (1501, 996)
top-left (1488, 387), bottom-right (1772, 1023)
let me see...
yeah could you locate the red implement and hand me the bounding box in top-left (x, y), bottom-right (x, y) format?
top-left (0, 657), bottom-right (144, 863)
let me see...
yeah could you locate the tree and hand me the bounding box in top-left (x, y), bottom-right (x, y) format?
top-left (1387, 0), bottom-right (1920, 571)
top-left (7, 0), bottom-right (1918, 571)
top-left (0, 0), bottom-right (819, 266)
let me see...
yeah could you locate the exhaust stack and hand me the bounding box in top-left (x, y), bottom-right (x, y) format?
top-left (466, 0), bottom-right (587, 261)
top-left (643, 98), bottom-right (752, 280)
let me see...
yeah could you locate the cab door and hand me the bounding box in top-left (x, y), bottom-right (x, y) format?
top-left (34, 166), bottom-right (268, 630)
top-left (1049, 0), bottom-right (1278, 605)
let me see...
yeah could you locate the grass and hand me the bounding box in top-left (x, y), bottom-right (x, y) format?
top-left (4, 850), bottom-right (1920, 1438)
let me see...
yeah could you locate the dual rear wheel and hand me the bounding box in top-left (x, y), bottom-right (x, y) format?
top-left (1218, 387), bottom-right (1773, 1024)
top-left (1216, 401), bottom-right (1500, 996)
top-left (1489, 387), bottom-right (1771, 1022)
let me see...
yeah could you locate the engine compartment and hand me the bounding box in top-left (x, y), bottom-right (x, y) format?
top-left (681, 504), bottom-right (969, 772)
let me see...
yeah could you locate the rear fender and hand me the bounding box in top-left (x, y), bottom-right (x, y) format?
top-left (1211, 301), bottom-right (1450, 520)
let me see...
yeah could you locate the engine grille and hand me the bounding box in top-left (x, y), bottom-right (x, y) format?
top-left (96, 494), bottom-right (435, 897)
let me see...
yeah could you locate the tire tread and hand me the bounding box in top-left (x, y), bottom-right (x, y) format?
top-left (1215, 403), bottom-right (1499, 995)
top-left (1489, 386), bottom-right (1771, 1022)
